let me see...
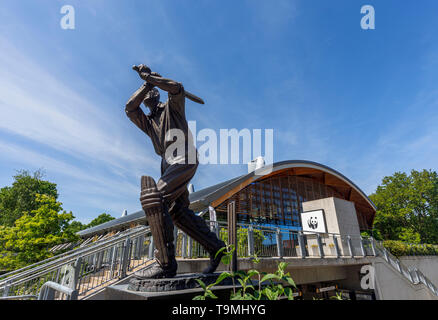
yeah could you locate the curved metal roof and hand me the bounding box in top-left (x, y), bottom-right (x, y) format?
top-left (189, 160), bottom-right (376, 212)
top-left (78, 160), bottom-right (376, 237)
top-left (77, 210), bottom-right (146, 237)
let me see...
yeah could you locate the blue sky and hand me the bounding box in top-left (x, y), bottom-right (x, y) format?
top-left (0, 0), bottom-right (437, 223)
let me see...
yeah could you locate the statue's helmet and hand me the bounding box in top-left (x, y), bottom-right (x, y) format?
top-left (143, 87), bottom-right (160, 108)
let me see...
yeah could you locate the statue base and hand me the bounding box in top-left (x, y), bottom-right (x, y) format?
top-left (127, 272), bottom-right (233, 292)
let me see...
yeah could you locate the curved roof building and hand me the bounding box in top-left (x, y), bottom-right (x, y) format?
top-left (78, 160), bottom-right (376, 238)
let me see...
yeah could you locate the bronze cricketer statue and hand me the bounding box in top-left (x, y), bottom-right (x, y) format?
top-left (125, 64), bottom-right (226, 279)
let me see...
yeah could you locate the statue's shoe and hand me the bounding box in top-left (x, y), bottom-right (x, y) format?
top-left (133, 260), bottom-right (177, 279)
top-left (202, 246), bottom-right (226, 274)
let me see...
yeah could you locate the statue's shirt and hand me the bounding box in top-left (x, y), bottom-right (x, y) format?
top-left (126, 85), bottom-right (196, 165)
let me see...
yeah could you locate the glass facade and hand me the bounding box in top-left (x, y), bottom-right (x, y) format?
top-left (214, 173), bottom-right (345, 229)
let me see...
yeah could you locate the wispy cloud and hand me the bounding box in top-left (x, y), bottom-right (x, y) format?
top-left (0, 140), bottom-right (138, 194)
top-left (0, 36), bottom-right (163, 221)
top-left (0, 37), bottom-right (158, 173)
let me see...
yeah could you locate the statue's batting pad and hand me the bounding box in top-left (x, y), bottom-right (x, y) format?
top-left (140, 176), bottom-right (175, 267)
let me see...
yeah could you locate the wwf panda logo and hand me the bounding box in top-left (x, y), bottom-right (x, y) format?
top-left (307, 216), bottom-right (318, 230)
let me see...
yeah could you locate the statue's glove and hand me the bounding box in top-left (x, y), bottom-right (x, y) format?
top-left (137, 64), bottom-right (151, 74)
top-left (140, 190), bottom-right (162, 210)
top-left (134, 64), bottom-right (151, 81)
top-left (142, 71), bottom-right (163, 82)
top-left (141, 71), bottom-right (162, 83)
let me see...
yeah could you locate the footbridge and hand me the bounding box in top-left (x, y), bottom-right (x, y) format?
top-left (1, 220), bottom-right (437, 300)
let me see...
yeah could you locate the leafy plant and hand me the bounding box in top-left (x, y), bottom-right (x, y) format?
top-left (256, 261), bottom-right (296, 300)
top-left (0, 194), bottom-right (78, 271)
top-left (383, 240), bottom-right (438, 257)
top-left (192, 244), bottom-right (234, 300)
top-left (193, 245), bottom-right (297, 300)
top-left (219, 227), bottom-right (265, 257)
top-left (330, 292), bottom-right (346, 300)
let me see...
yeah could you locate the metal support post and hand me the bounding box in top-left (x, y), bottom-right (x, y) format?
top-left (370, 237), bottom-right (376, 256)
top-left (413, 269), bottom-right (420, 283)
top-left (148, 237), bottom-right (155, 259)
top-left (2, 281), bottom-right (11, 297)
top-left (38, 281), bottom-right (78, 300)
top-left (120, 237), bottom-right (131, 278)
top-left (276, 228), bottom-right (283, 258)
top-left (316, 233), bottom-right (324, 258)
top-left (395, 260), bottom-right (402, 273)
top-left (298, 231), bottom-right (306, 258)
top-left (182, 233), bottom-right (188, 258)
top-left (72, 257), bottom-right (82, 292)
top-left (408, 269), bottom-right (414, 283)
top-left (96, 251), bottom-right (104, 270)
top-left (135, 235), bottom-right (144, 259)
top-left (347, 235), bottom-right (354, 258)
top-left (214, 221), bottom-right (219, 238)
top-left (188, 237), bottom-right (193, 258)
top-left (227, 201), bottom-right (237, 272)
top-left (383, 248), bottom-right (389, 262)
top-left (109, 244), bottom-right (118, 278)
top-left (360, 236), bottom-right (366, 257)
top-left (248, 225), bottom-right (255, 257)
top-left (333, 234), bottom-right (340, 258)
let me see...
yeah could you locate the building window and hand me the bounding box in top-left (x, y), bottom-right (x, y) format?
top-left (214, 173), bottom-right (346, 229)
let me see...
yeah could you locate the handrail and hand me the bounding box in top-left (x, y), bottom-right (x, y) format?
top-left (0, 226), bottom-right (153, 299)
top-left (208, 219), bottom-right (365, 238)
top-left (0, 225), bottom-right (150, 285)
top-left (0, 294), bottom-right (37, 300)
top-left (2, 219), bottom-right (437, 299)
top-left (38, 281), bottom-right (77, 300)
top-left (1, 221), bottom-right (361, 299)
top-left (0, 226), bottom-right (145, 281)
top-left (373, 240), bottom-right (438, 296)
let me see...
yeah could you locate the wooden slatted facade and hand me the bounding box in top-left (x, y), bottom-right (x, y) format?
top-left (212, 168), bottom-right (375, 231)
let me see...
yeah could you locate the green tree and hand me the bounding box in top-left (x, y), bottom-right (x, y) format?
top-left (0, 194), bottom-right (78, 271)
top-left (0, 169), bottom-right (58, 226)
top-left (66, 220), bottom-right (87, 233)
top-left (87, 213), bottom-right (115, 228)
top-left (369, 169), bottom-right (438, 244)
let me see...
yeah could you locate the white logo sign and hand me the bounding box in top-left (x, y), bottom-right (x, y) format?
top-left (301, 210), bottom-right (327, 234)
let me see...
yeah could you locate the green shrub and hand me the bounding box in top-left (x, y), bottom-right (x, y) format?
top-left (383, 240), bottom-right (438, 257)
top-left (219, 227), bottom-right (265, 257)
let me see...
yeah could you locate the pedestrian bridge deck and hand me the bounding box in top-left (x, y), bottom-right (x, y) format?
top-left (1, 223), bottom-right (437, 300)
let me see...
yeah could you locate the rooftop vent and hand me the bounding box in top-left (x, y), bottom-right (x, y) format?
top-left (188, 183), bottom-right (195, 194)
top-left (247, 156), bottom-right (265, 173)
top-left (121, 209), bottom-right (128, 217)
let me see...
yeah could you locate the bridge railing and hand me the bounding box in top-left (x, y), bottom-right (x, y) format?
top-left (0, 230), bottom-right (123, 283)
top-left (175, 222), bottom-right (438, 297)
top-left (176, 221), bottom-right (377, 260)
top-left (0, 225), bottom-right (152, 299)
top-left (373, 240), bottom-right (438, 296)
top-left (3, 218), bottom-right (438, 299)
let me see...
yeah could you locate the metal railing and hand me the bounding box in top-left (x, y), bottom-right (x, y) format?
top-left (0, 229), bottom-right (126, 283)
top-left (2, 219), bottom-right (438, 299)
top-left (38, 281), bottom-right (78, 300)
top-left (373, 240), bottom-right (438, 296)
top-left (0, 225), bottom-right (152, 299)
top-left (181, 220), bottom-right (373, 260)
